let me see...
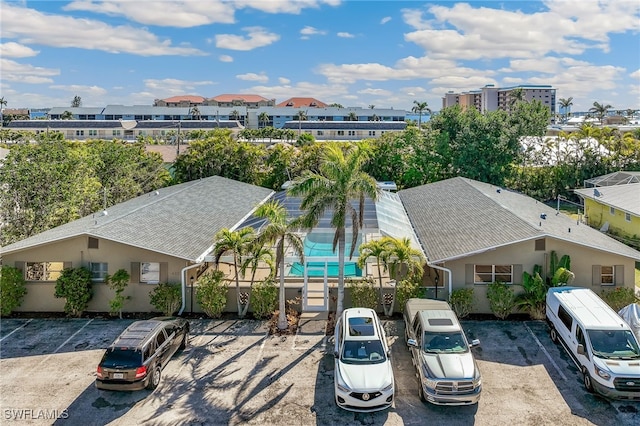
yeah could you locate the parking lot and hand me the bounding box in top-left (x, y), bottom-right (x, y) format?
top-left (1, 317), bottom-right (639, 425)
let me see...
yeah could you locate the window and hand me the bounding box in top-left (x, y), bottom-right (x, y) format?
top-left (75, 130), bottom-right (84, 136)
top-left (609, 206), bottom-right (615, 215)
top-left (88, 129), bottom-right (97, 136)
top-left (112, 129), bottom-right (121, 136)
top-left (25, 262), bottom-right (65, 281)
top-left (600, 266), bottom-right (614, 286)
top-left (474, 265), bottom-right (513, 284)
top-left (625, 212), bottom-right (631, 222)
top-left (140, 262), bottom-right (160, 284)
top-left (337, 130), bottom-right (344, 136)
top-left (368, 131), bottom-right (376, 136)
top-left (348, 130), bottom-right (356, 136)
top-left (557, 305), bottom-right (573, 331)
top-left (90, 262), bottom-right (108, 282)
top-left (156, 330), bottom-right (167, 347)
top-left (317, 130), bottom-right (324, 136)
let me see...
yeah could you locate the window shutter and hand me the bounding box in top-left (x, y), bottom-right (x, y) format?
top-left (160, 262), bottom-right (168, 283)
top-left (614, 265), bottom-right (624, 286)
top-left (592, 265), bottom-right (601, 286)
top-left (131, 262), bottom-right (140, 284)
top-left (512, 264), bottom-right (523, 285)
top-left (465, 264), bottom-right (474, 285)
top-left (534, 238), bottom-right (545, 251)
top-left (88, 237), bottom-right (99, 249)
top-left (63, 262), bottom-right (72, 269)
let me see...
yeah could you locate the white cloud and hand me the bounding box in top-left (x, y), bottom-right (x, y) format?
top-left (358, 88), bottom-right (392, 96)
top-left (0, 42), bottom-right (39, 58)
top-left (337, 32), bottom-right (355, 38)
top-left (278, 77), bottom-right (291, 84)
top-left (237, 72), bottom-right (269, 83)
top-left (233, 0), bottom-right (341, 14)
top-left (0, 58), bottom-right (59, 84)
top-left (300, 26), bottom-right (327, 36)
top-left (219, 55), bottom-right (234, 62)
top-left (631, 69), bottom-right (640, 80)
top-left (380, 16), bottom-right (391, 25)
top-left (215, 27), bottom-right (280, 51)
top-left (143, 79), bottom-right (214, 95)
top-left (245, 81), bottom-right (350, 103)
top-left (49, 84), bottom-right (108, 97)
top-left (1, 3), bottom-right (206, 56)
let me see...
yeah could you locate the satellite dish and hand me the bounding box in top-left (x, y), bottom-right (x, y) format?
top-left (120, 120), bottom-right (138, 130)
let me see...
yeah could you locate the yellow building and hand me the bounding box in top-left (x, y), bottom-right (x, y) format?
top-left (575, 183), bottom-right (640, 239)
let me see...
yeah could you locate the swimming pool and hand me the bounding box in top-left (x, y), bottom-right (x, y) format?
top-left (289, 232), bottom-right (362, 277)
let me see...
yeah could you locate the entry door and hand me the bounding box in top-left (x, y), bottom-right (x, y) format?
top-left (303, 262), bottom-right (328, 311)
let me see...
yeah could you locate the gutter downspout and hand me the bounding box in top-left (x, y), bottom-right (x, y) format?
top-left (429, 263), bottom-right (453, 300)
top-left (178, 263), bottom-right (204, 316)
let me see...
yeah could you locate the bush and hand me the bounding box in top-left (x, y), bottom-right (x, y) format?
top-left (105, 269), bottom-right (130, 319)
top-left (395, 278), bottom-right (421, 314)
top-left (251, 278), bottom-right (278, 319)
top-left (54, 267), bottom-right (93, 317)
top-left (348, 277), bottom-right (378, 310)
top-left (195, 271), bottom-right (228, 318)
top-left (450, 288), bottom-right (474, 319)
top-left (149, 282), bottom-right (182, 316)
top-left (0, 266), bottom-right (27, 316)
top-left (601, 287), bottom-right (638, 312)
top-left (486, 281), bottom-right (516, 320)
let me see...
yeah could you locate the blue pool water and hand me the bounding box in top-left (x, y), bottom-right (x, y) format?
top-left (290, 233), bottom-right (362, 277)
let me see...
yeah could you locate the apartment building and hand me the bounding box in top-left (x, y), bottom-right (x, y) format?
top-left (443, 84), bottom-right (556, 116)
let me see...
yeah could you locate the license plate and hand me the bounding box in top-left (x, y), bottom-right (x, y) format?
top-left (112, 373), bottom-right (124, 379)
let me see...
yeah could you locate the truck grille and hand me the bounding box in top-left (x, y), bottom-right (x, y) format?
top-left (613, 377), bottom-right (640, 392)
top-left (435, 381), bottom-right (476, 394)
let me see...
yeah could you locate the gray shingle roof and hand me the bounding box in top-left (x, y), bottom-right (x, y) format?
top-left (574, 183), bottom-right (640, 215)
top-left (7, 120), bottom-right (240, 130)
top-left (1, 177), bottom-right (274, 261)
top-left (399, 177), bottom-right (640, 263)
top-left (281, 121), bottom-right (407, 130)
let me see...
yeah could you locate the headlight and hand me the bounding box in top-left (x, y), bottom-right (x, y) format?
top-left (337, 383), bottom-right (351, 393)
top-left (594, 365), bottom-right (610, 380)
top-left (422, 377), bottom-right (438, 389)
top-left (382, 382), bottom-right (394, 392)
top-left (335, 369), bottom-right (351, 393)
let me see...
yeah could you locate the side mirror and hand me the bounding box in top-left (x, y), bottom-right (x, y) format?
top-left (469, 339), bottom-right (481, 348)
top-left (334, 351), bottom-right (339, 359)
top-left (386, 350), bottom-right (391, 358)
top-left (577, 344), bottom-right (585, 355)
top-left (407, 338), bottom-right (418, 348)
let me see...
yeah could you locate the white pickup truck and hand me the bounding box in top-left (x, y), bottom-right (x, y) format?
top-left (404, 298), bottom-right (482, 405)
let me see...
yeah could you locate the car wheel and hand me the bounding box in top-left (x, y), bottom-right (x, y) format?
top-left (146, 366), bottom-right (161, 390)
top-left (550, 327), bottom-right (558, 343)
top-left (179, 333), bottom-right (188, 350)
top-left (582, 367), bottom-right (594, 393)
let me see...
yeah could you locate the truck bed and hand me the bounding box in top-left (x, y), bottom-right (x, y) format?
top-left (404, 298), bottom-right (451, 324)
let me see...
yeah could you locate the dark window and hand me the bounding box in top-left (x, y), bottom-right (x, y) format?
top-left (558, 305), bottom-right (573, 331)
top-left (101, 348), bottom-right (142, 368)
top-left (156, 330), bottom-right (167, 347)
top-left (88, 237), bottom-right (99, 249)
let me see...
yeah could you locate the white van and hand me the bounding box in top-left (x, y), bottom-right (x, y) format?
top-left (546, 287), bottom-right (640, 400)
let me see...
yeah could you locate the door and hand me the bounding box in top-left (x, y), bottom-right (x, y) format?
top-left (303, 261), bottom-right (328, 311)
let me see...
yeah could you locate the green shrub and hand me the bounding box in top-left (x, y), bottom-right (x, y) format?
top-left (486, 281), bottom-right (516, 320)
top-left (105, 269), bottom-right (130, 319)
top-left (195, 271), bottom-right (228, 318)
top-left (450, 288), bottom-right (474, 319)
top-left (0, 266), bottom-right (27, 316)
top-left (54, 267), bottom-right (93, 317)
top-left (149, 282), bottom-right (182, 316)
top-left (601, 287), bottom-right (638, 312)
top-left (395, 278), bottom-right (421, 314)
top-left (349, 277), bottom-right (378, 310)
top-left (251, 278), bottom-right (278, 319)
top-left (515, 268), bottom-right (548, 320)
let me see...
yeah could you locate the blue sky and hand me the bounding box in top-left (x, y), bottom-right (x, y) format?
top-left (1, 0), bottom-right (639, 112)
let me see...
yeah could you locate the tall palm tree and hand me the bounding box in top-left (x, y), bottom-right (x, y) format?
top-left (412, 100), bottom-right (431, 128)
top-left (329, 103), bottom-right (344, 108)
top-left (188, 105), bottom-right (201, 120)
top-left (258, 111), bottom-right (270, 128)
top-left (287, 142), bottom-right (381, 318)
top-left (589, 101), bottom-right (613, 125)
top-left (213, 227), bottom-right (256, 315)
top-left (295, 110), bottom-right (307, 136)
top-left (0, 96), bottom-right (6, 127)
top-left (61, 111), bottom-right (74, 120)
top-left (347, 111), bottom-right (358, 122)
top-left (384, 237), bottom-right (425, 315)
top-left (230, 109), bottom-right (241, 124)
top-left (558, 97), bottom-right (573, 123)
top-left (507, 88), bottom-right (526, 110)
top-left (254, 200), bottom-right (305, 330)
top-left (239, 240), bottom-right (275, 319)
top-left (368, 104), bottom-right (375, 109)
top-left (357, 237), bottom-right (393, 305)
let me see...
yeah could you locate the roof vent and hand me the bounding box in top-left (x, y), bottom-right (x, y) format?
top-left (594, 188), bottom-right (602, 197)
top-left (540, 213), bottom-right (547, 220)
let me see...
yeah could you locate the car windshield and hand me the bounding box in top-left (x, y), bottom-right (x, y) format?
top-left (101, 348), bottom-right (143, 368)
top-left (587, 329), bottom-right (640, 359)
top-left (341, 340), bottom-right (386, 364)
top-left (423, 332), bottom-right (468, 354)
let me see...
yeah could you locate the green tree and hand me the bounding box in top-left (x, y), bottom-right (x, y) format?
top-left (239, 240), bottom-right (275, 319)
top-left (357, 237), bottom-right (393, 305)
top-left (0, 266), bottom-right (27, 316)
top-left (0, 96), bottom-right (7, 126)
top-left (54, 267), bottom-right (93, 317)
top-left (383, 237), bottom-right (425, 315)
top-left (213, 227), bottom-right (256, 316)
top-left (287, 142), bottom-right (380, 318)
top-left (71, 96), bottom-right (82, 108)
top-left (412, 100), bottom-right (431, 128)
top-left (558, 97), bottom-right (573, 122)
top-left (329, 103), bottom-right (344, 108)
top-left (347, 111), bottom-right (358, 122)
top-left (61, 111), bottom-right (74, 120)
top-left (258, 112), bottom-right (270, 128)
top-left (295, 110), bottom-right (307, 137)
top-left (507, 88), bottom-right (526, 110)
top-left (188, 105), bottom-right (201, 120)
top-left (105, 269), bottom-right (130, 319)
top-left (254, 200), bottom-right (305, 330)
top-left (589, 101), bottom-right (613, 124)
top-left (230, 110), bottom-right (241, 122)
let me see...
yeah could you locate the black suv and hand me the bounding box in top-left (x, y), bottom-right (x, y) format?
top-left (96, 317), bottom-right (189, 391)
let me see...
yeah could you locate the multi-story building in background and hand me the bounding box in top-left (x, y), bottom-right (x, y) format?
top-left (443, 84), bottom-right (556, 117)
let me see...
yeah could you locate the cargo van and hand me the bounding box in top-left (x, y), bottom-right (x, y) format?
top-left (546, 287), bottom-right (640, 400)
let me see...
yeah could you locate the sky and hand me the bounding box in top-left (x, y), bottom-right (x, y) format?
top-left (1, 0), bottom-right (639, 113)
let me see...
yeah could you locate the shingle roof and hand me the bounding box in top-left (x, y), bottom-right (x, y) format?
top-left (281, 121), bottom-right (406, 130)
top-left (1, 177), bottom-right (274, 261)
top-left (574, 183), bottom-right (640, 215)
top-left (276, 97), bottom-right (328, 108)
top-left (7, 120), bottom-right (240, 130)
top-left (399, 177), bottom-right (640, 263)
top-left (161, 95), bottom-right (205, 103)
top-left (211, 94), bottom-right (271, 103)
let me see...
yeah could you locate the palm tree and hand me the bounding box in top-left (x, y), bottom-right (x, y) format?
top-left (61, 111), bottom-right (74, 120)
top-left (507, 88), bottom-right (526, 110)
top-left (71, 95), bottom-right (82, 108)
top-left (329, 103), bottom-right (344, 108)
top-left (368, 104), bottom-right (375, 109)
top-left (213, 227), bottom-right (256, 315)
top-left (287, 142), bottom-right (381, 318)
top-left (357, 237), bottom-right (393, 305)
top-left (239, 240), bottom-right (275, 319)
top-left (230, 109), bottom-right (241, 123)
top-left (188, 105), bottom-right (201, 120)
top-left (384, 237), bottom-right (425, 315)
top-left (412, 100), bottom-right (431, 128)
top-left (295, 110), bottom-right (307, 136)
top-left (0, 96), bottom-right (6, 127)
top-left (254, 200), bottom-right (305, 330)
top-left (589, 101), bottom-right (612, 125)
top-left (259, 112), bottom-right (270, 128)
top-left (347, 112), bottom-right (358, 122)
top-left (558, 97), bottom-right (573, 123)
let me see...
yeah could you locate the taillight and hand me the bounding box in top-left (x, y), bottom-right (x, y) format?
top-left (135, 366), bottom-right (147, 379)
top-left (96, 366), bottom-right (103, 379)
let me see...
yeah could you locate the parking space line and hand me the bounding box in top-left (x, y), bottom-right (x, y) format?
top-left (524, 322), bottom-right (567, 381)
top-left (53, 319), bottom-right (94, 354)
top-left (0, 319), bottom-right (33, 343)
